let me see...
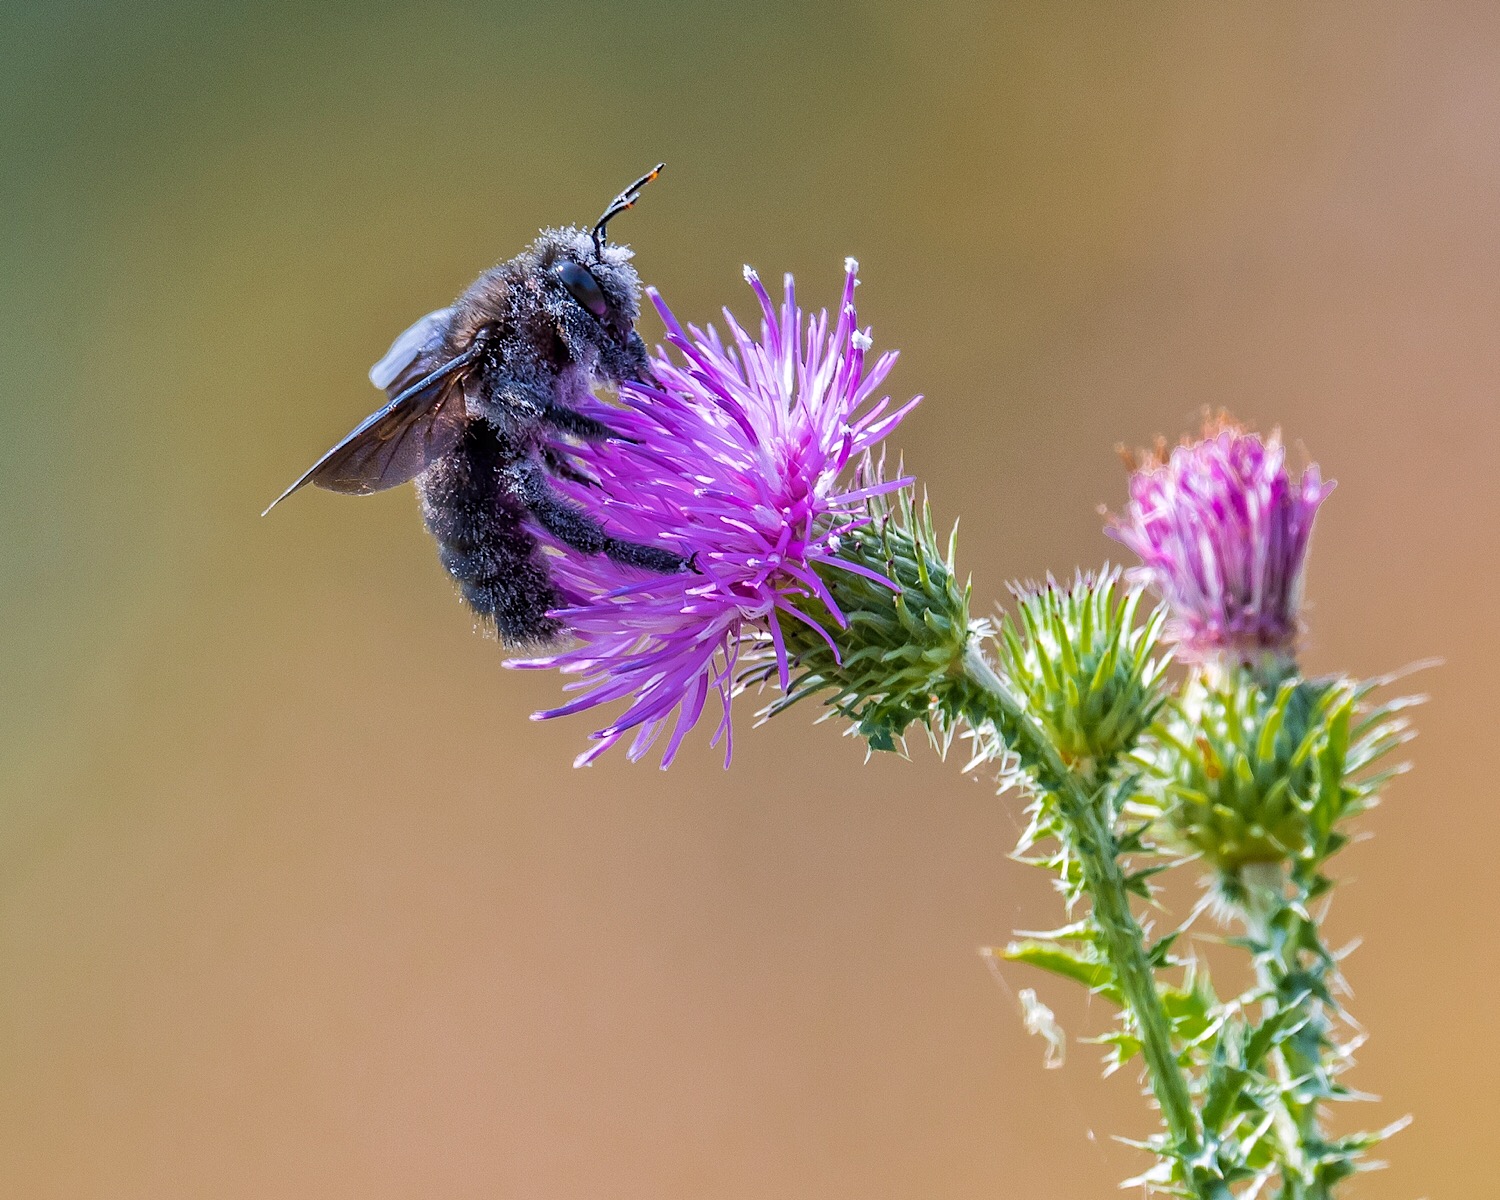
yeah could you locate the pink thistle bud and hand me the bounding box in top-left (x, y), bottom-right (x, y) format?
top-left (1107, 415), bottom-right (1334, 670)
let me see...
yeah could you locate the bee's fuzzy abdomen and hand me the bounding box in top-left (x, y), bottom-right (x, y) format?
top-left (418, 424), bottom-right (565, 647)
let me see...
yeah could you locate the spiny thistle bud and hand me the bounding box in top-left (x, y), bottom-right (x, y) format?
top-left (1107, 414), bottom-right (1333, 675)
top-left (745, 487), bottom-right (981, 752)
top-left (992, 568), bottom-right (1170, 770)
top-left (1135, 672), bottom-right (1414, 880)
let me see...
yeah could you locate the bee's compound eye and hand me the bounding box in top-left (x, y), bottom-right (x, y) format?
top-left (556, 261), bottom-right (609, 317)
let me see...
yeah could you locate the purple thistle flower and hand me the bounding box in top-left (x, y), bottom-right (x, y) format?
top-left (512, 260), bottom-right (919, 768)
top-left (1106, 416), bottom-right (1334, 667)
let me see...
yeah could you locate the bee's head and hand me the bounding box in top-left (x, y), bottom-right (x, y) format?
top-left (530, 228), bottom-right (646, 380)
top-left (529, 165), bottom-right (665, 386)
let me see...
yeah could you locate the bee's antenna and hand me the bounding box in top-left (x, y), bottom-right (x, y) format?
top-left (592, 163), bottom-right (665, 255)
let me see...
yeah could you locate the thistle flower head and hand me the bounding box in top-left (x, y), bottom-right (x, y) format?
top-left (1107, 415), bottom-right (1334, 670)
top-left (516, 260), bottom-right (919, 767)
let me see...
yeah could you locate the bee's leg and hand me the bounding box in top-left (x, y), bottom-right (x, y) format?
top-left (512, 459), bottom-right (687, 574)
top-left (538, 403), bottom-right (618, 442)
top-left (491, 380), bottom-right (619, 443)
top-left (541, 445), bottom-right (599, 488)
top-left (623, 331), bottom-right (657, 386)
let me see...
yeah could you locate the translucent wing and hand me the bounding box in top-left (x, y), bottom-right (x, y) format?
top-left (262, 341), bottom-right (481, 515)
top-left (369, 307), bottom-right (454, 391)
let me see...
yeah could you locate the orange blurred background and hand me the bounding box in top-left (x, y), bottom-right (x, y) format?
top-left (2, 2), bottom-right (1494, 1196)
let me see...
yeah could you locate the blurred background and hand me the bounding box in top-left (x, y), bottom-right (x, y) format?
top-left (1, 1), bottom-right (1493, 1195)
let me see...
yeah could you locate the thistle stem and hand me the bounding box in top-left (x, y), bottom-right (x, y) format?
top-left (1239, 862), bottom-right (1331, 1199)
top-left (960, 647), bottom-right (1220, 1196)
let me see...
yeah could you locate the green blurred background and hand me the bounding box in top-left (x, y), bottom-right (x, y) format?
top-left (2, 2), bottom-right (1494, 1195)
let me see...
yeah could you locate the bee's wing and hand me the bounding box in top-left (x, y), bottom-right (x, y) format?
top-left (369, 307), bottom-right (454, 391)
top-left (262, 340), bottom-right (481, 515)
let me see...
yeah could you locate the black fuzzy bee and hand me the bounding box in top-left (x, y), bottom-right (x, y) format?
top-left (266, 166), bottom-right (687, 645)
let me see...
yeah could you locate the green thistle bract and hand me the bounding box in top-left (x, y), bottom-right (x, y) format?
top-left (993, 569), bottom-right (1169, 769)
top-left (743, 487), bottom-right (980, 752)
top-left (1138, 671), bottom-right (1413, 880)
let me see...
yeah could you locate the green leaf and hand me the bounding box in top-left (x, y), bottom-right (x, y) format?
top-left (1001, 939), bottom-right (1117, 996)
top-left (1125, 863), bottom-right (1172, 900)
top-left (1202, 1064), bottom-right (1252, 1134)
top-left (1145, 930), bottom-right (1182, 969)
top-left (1084, 1028), bottom-right (1143, 1074)
top-left (1243, 1008), bottom-right (1297, 1071)
top-left (1159, 979), bottom-right (1216, 1044)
